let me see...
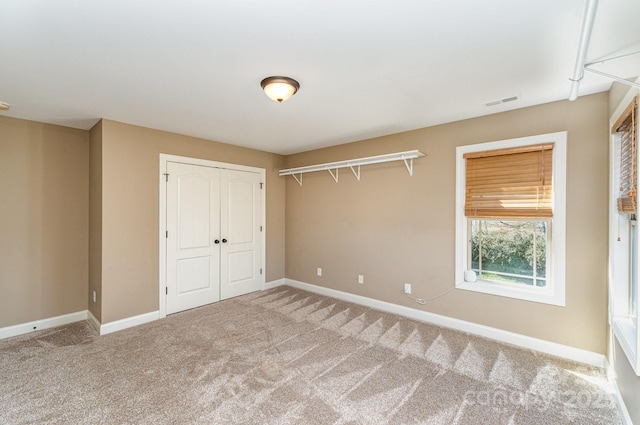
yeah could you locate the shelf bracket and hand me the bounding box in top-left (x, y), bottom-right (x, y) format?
top-left (349, 164), bottom-right (361, 181)
top-left (292, 173), bottom-right (303, 186)
top-left (328, 167), bottom-right (339, 183)
top-left (403, 156), bottom-right (415, 176)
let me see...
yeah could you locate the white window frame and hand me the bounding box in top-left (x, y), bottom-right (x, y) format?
top-left (609, 90), bottom-right (640, 376)
top-left (455, 132), bottom-right (567, 306)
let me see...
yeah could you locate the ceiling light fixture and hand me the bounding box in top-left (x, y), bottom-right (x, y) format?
top-left (0, 102), bottom-right (9, 111)
top-left (260, 76), bottom-right (300, 103)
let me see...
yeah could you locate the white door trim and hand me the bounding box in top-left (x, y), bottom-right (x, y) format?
top-left (159, 154), bottom-right (266, 319)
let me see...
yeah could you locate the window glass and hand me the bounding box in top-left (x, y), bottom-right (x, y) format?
top-left (470, 219), bottom-right (548, 288)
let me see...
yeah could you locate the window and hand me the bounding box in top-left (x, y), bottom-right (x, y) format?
top-left (610, 95), bottom-right (640, 375)
top-left (455, 132), bottom-right (567, 306)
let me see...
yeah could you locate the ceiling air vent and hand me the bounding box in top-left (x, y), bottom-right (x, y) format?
top-left (485, 95), bottom-right (520, 107)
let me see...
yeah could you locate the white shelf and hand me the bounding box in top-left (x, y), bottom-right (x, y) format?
top-left (279, 150), bottom-right (425, 185)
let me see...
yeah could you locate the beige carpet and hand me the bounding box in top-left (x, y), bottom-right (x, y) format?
top-left (0, 286), bottom-right (622, 424)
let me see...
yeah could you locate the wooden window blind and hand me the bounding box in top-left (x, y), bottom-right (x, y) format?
top-left (615, 96), bottom-right (638, 215)
top-left (464, 144), bottom-right (553, 218)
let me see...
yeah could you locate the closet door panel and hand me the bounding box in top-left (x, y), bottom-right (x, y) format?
top-left (166, 162), bottom-right (221, 314)
top-left (220, 169), bottom-right (263, 300)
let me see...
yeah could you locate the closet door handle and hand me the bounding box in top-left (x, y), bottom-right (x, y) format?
top-left (222, 238), bottom-right (228, 243)
top-left (214, 239), bottom-right (220, 244)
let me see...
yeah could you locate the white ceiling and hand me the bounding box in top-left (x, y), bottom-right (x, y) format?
top-left (1, 1), bottom-right (639, 155)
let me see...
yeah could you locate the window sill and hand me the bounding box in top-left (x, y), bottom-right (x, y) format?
top-left (456, 279), bottom-right (565, 306)
top-left (612, 316), bottom-right (640, 376)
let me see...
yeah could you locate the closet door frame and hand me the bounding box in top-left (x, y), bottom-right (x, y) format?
top-left (158, 153), bottom-right (266, 319)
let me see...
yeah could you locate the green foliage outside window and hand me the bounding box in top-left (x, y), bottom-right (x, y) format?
top-left (471, 220), bottom-right (547, 287)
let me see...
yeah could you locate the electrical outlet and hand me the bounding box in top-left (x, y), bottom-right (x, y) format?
top-left (92, 290), bottom-right (96, 303)
top-left (358, 275), bottom-right (364, 284)
top-left (404, 283), bottom-right (412, 294)
top-left (317, 267), bottom-right (322, 277)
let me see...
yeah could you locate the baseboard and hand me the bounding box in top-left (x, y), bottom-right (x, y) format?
top-left (0, 309), bottom-right (158, 339)
top-left (284, 279), bottom-right (606, 368)
top-left (99, 311), bottom-right (160, 335)
top-left (87, 310), bottom-right (101, 334)
top-left (606, 359), bottom-right (634, 425)
top-left (0, 310), bottom-right (88, 340)
top-left (265, 278), bottom-right (286, 289)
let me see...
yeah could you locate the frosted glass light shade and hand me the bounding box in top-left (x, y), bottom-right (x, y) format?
top-left (260, 76), bottom-right (300, 103)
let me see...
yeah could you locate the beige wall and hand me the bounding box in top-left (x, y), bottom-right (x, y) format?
top-left (0, 116), bottom-right (89, 327)
top-left (99, 120), bottom-right (286, 323)
top-left (285, 93), bottom-right (609, 353)
top-left (89, 121), bottom-right (103, 322)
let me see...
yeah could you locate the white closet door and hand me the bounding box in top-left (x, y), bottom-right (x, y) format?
top-left (166, 162), bottom-right (221, 314)
top-left (220, 169), bottom-right (263, 300)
